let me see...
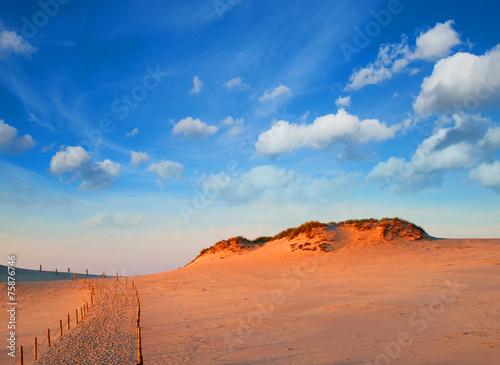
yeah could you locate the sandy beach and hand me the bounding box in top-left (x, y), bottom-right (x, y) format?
top-left (2, 222), bottom-right (499, 364)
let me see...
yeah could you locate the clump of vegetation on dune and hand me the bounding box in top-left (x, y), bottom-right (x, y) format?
top-left (327, 217), bottom-right (428, 235)
top-left (273, 221), bottom-right (327, 240)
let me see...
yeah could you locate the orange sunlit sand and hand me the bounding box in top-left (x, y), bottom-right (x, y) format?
top-left (2, 219), bottom-right (499, 364)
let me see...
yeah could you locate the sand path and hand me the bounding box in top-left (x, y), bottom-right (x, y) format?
top-left (33, 279), bottom-right (136, 365)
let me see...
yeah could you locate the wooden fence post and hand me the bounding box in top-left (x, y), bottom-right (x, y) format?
top-left (55, 268), bottom-right (58, 276)
top-left (74, 273), bottom-right (76, 281)
top-left (86, 268), bottom-right (88, 276)
top-left (80, 307), bottom-right (83, 321)
top-left (137, 327), bottom-right (143, 364)
top-left (47, 328), bottom-right (51, 347)
top-left (19, 345), bottom-right (23, 365)
top-left (68, 314), bottom-right (70, 330)
top-left (34, 337), bottom-right (37, 361)
top-left (59, 320), bottom-right (63, 337)
top-left (103, 271), bottom-right (105, 279)
top-left (76, 308), bottom-right (78, 324)
top-left (116, 272), bottom-right (118, 281)
top-left (39, 265), bottom-right (42, 272)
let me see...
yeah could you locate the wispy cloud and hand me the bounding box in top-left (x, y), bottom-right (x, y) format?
top-left (0, 26), bottom-right (36, 58)
top-left (126, 127), bottom-right (139, 138)
top-left (224, 77), bottom-right (249, 90)
top-left (191, 76), bottom-right (203, 94)
top-left (346, 21), bottom-right (461, 91)
top-left (259, 84), bottom-right (292, 101)
top-left (80, 211), bottom-right (146, 229)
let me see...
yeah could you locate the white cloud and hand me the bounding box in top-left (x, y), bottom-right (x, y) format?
top-left (224, 77), bottom-right (249, 90)
top-left (469, 162), bottom-right (500, 191)
top-left (49, 146), bottom-right (91, 175)
top-left (414, 45), bottom-right (500, 114)
top-left (41, 142), bottom-right (57, 153)
top-left (0, 119), bottom-right (36, 153)
top-left (126, 127), bottom-right (139, 138)
top-left (410, 20), bottom-right (461, 61)
top-left (172, 117), bottom-right (218, 139)
top-left (259, 84), bottom-right (292, 102)
top-left (0, 28), bottom-right (36, 58)
top-left (191, 76), bottom-right (203, 94)
top-left (200, 165), bottom-right (361, 204)
top-left (255, 109), bottom-right (399, 155)
top-left (220, 116), bottom-right (244, 136)
top-left (366, 113), bottom-right (490, 193)
top-left (81, 211), bottom-right (146, 229)
top-left (346, 21), bottom-right (461, 91)
top-left (146, 160), bottom-right (184, 186)
top-left (49, 146), bottom-right (121, 190)
top-left (129, 151), bottom-right (152, 167)
top-left (335, 95), bottom-right (351, 108)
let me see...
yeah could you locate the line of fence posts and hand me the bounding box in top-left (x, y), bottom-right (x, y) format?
top-left (16, 274), bottom-right (97, 365)
top-left (133, 280), bottom-right (143, 365)
top-left (16, 269), bottom-right (140, 364)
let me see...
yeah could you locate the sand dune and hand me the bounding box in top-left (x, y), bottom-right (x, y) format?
top-left (134, 222), bottom-right (500, 364)
top-left (2, 220), bottom-right (499, 364)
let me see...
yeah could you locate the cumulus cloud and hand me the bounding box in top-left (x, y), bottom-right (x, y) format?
top-left (126, 127), bottom-right (139, 138)
top-left (469, 162), bottom-right (500, 192)
top-left (129, 151), bottom-right (152, 167)
top-left (366, 113), bottom-right (493, 193)
top-left (410, 20), bottom-right (462, 61)
top-left (346, 21), bottom-right (461, 91)
top-left (335, 95), bottom-right (351, 108)
top-left (0, 119), bottom-right (36, 153)
top-left (80, 211), bottom-right (146, 229)
top-left (49, 146), bottom-right (121, 190)
top-left (199, 165), bottom-right (361, 204)
top-left (413, 45), bottom-right (500, 114)
top-left (0, 27), bottom-right (36, 58)
top-left (191, 76), bottom-right (203, 94)
top-left (255, 108), bottom-right (399, 155)
top-left (146, 160), bottom-right (184, 186)
top-left (172, 117), bottom-right (218, 139)
top-left (220, 116), bottom-right (244, 136)
top-left (259, 84), bottom-right (292, 101)
top-left (224, 77), bottom-right (249, 90)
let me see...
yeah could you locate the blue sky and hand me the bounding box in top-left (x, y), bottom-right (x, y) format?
top-left (1, 0), bottom-right (499, 275)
